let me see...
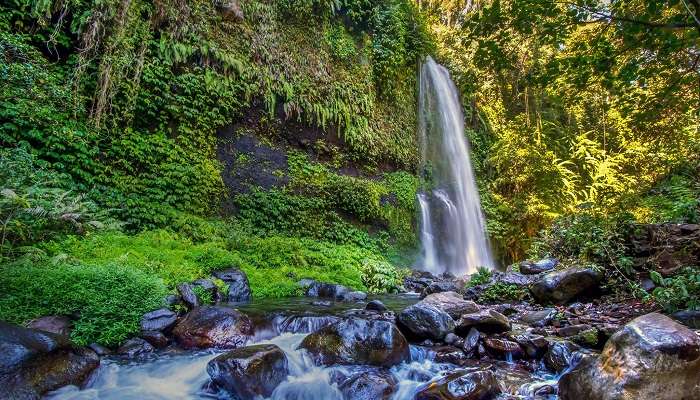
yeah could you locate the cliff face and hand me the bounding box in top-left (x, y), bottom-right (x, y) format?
top-left (0, 0), bottom-right (429, 249)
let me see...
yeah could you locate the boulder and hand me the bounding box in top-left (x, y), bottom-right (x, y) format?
top-left (299, 318), bottom-right (410, 367)
top-left (455, 309), bottom-right (511, 335)
top-left (299, 279), bottom-right (350, 300)
top-left (140, 330), bottom-right (169, 348)
top-left (140, 308), bottom-right (177, 332)
top-left (177, 283), bottom-right (200, 308)
top-left (420, 281), bottom-right (459, 298)
top-left (365, 300), bottom-right (388, 312)
top-left (213, 268), bottom-right (252, 303)
top-left (207, 344), bottom-right (288, 400)
top-left (508, 332), bottom-right (549, 359)
top-left (339, 370), bottom-right (397, 400)
top-left (518, 308), bottom-right (556, 327)
top-left (462, 327), bottom-right (480, 355)
top-left (403, 271), bottom-right (438, 293)
top-left (483, 337), bottom-right (523, 359)
top-left (529, 267), bottom-right (603, 304)
top-left (519, 258), bottom-right (558, 275)
top-left (421, 291), bottom-right (480, 319)
top-left (0, 321), bottom-right (99, 400)
top-left (414, 369), bottom-right (501, 400)
top-left (116, 337), bottom-right (154, 358)
top-left (672, 309), bottom-right (700, 329)
top-left (432, 345), bottom-right (471, 366)
top-left (559, 313), bottom-right (700, 400)
top-left (172, 306), bottom-right (253, 349)
top-left (26, 316), bottom-right (72, 337)
top-left (544, 340), bottom-right (581, 374)
top-left (397, 303), bottom-right (455, 341)
top-left (342, 291), bottom-right (368, 302)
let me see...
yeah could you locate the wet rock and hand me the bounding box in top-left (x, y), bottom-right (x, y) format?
top-left (0, 321), bottom-right (99, 400)
top-left (640, 277), bottom-right (656, 292)
top-left (483, 337), bottom-right (523, 359)
top-left (529, 267), bottom-right (603, 304)
top-left (140, 308), bottom-right (177, 332)
top-left (164, 294), bottom-right (181, 307)
top-left (213, 268), bottom-right (252, 303)
top-left (444, 332), bottom-right (461, 346)
top-left (456, 309), bottom-right (511, 335)
top-left (518, 308), bottom-right (556, 327)
top-left (140, 330), bottom-right (169, 348)
top-left (403, 270), bottom-right (438, 293)
top-left (300, 318), bottom-right (410, 367)
top-left (432, 345), bottom-right (470, 366)
top-left (366, 300), bottom-right (388, 312)
top-left (172, 306), bottom-right (253, 349)
top-left (193, 279), bottom-right (220, 301)
top-left (557, 324), bottom-right (592, 337)
top-left (207, 344), bottom-right (288, 400)
top-left (116, 337), bottom-right (154, 358)
top-left (414, 368), bottom-right (501, 400)
top-left (339, 370), bottom-right (397, 400)
top-left (495, 272), bottom-right (539, 287)
top-left (544, 340), bottom-right (581, 374)
top-left (508, 332), bottom-right (549, 359)
top-left (671, 309), bottom-right (700, 329)
top-left (300, 279), bottom-right (352, 300)
top-left (519, 258), bottom-right (558, 275)
top-left (88, 343), bottom-right (111, 356)
top-left (342, 291), bottom-right (368, 302)
top-left (421, 291), bottom-right (480, 319)
top-left (272, 314), bottom-right (341, 334)
top-left (26, 316), bottom-right (72, 337)
top-left (177, 283), bottom-right (200, 308)
top-left (462, 328), bottom-right (480, 355)
top-left (397, 303), bottom-right (455, 341)
top-left (420, 281), bottom-right (459, 298)
top-left (311, 300), bottom-right (332, 307)
top-left (559, 313), bottom-right (700, 400)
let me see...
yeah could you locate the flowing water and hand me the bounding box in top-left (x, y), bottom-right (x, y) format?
top-left (417, 57), bottom-right (494, 276)
top-left (45, 296), bottom-right (561, 400)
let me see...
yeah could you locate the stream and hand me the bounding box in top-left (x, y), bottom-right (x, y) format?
top-left (45, 295), bottom-right (566, 400)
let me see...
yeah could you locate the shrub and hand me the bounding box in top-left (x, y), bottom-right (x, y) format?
top-left (467, 266), bottom-right (493, 287)
top-left (0, 261), bottom-right (167, 346)
top-left (479, 282), bottom-right (528, 303)
top-left (651, 268), bottom-right (700, 313)
top-left (358, 258), bottom-right (405, 293)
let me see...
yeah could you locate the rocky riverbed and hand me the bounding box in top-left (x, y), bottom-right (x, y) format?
top-left (1, 264), bottom-right (699, 400)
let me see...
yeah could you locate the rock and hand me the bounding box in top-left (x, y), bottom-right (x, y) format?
top-left (88, 343), bottom-right (111, 356)
top-left (508, 332), bottom-right (549, 359)
top-left (483, 337), bottom-right (523, 359)
top-left (366, 300), bottom-right (388, 312)
top-left (559, 313), bottom-right (700, 400)
top-left (544, 340), bottom-right (581, 374)
top-left (397, 303), bottom-right (455, 341)
top-left (455, 309), bottom-right (511, 335)
top-left (165, 294), bottom-right (182, 307)
top-left (193, 278), bottom-right (220, 301)
top-left (557, 324), bottom-right (592, 337)
top-left (177, 283), bottom-right (200, 308)
top-left (214, 0), bottom-right (244, 22)
top-left (26, 316), bottom-right (72, 337)
top-left (140, 308), bottom-right (178, 332)
top-left (342, 291), bottom-right (368, 302)
top-left (420, 281), bottom-right (459, 298)
top-left (339, 370), bottom-right (397, 400)
top-left (518, 308), bottom-right (557, 327)
top-left (403, 271), bottom-right (438, 293)
top-left (311, 300), bottom-right (332, 307)
top-left (0, 321), bottom-right (99, 400)
top-left (299, 318), bottom-right (410, 367)
top-left (421, 291), bottom-right (480, 319)
top-left (272, 314), bottom-right (341, 334)
top-left (414, 369), bottom-right (501, 400)
top-left (207, 344), bottom-right (288, 400)
top-left (672, 309), bottom-right (700, 329)
top-left (140, 330), bottom-right (169, 348)
top-left (529, 267), bottom-right (603, 304)
top-left (172, 306), bottom-right (253, 349)
top-left (520, 258), bottom-right (558, 275)
top-left (116, 337), bottom-right (154, 358)
top-left (495, 272), bottom-right (539, 286)
top-left (432, 345), bottom-right (470, 366)
top-left (300, 280), bottom-right (351, 300)
top-left (640, 277), bottom-right (656, 292)
top-left (213, 268), bottom-right (252, 303)
top-left (462, 327), bottom-right (480, 355)
top-left (444, 332), bottom-right (461, 346)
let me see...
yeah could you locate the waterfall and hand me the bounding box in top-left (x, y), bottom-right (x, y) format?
top-left (417, 56), bottom-right (494, 276)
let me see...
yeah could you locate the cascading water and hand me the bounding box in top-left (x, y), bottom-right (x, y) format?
top-left (417, 56), bottom-right (494, 276)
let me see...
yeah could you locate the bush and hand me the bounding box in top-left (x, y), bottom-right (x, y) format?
top-left (467, 266), bottom-right (492, 287)
top-left (479, 282), bottom-right (528, 303)
top-left (358, 258), bottom-right (405, 293)
top-left (0, 261), bottom-right (167, 346)
top-left (651, 268), bottom-right (700, 313)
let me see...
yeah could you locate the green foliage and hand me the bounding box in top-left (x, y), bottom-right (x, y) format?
top-left (634, 171), bottom-right (700, 224)
top-left (358, 258), bottom-right (405, 293)
top-left (479, 282), bottom-right (528, 303)
top-left (0, 148), bottom-right (111, 260)
top-left (325, 24), bottom-right (357, 61)
top-left (0, 261), bottom-right (167, 346)
top-left (467, 266), bottom-right (493, 287)
top-left (651, 268), bottom-right (700, 313)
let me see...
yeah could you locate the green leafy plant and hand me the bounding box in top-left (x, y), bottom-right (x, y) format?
top-left (651, 268), bottom-right (700, 313)
top-left (479, 282), bottom-right (528, 303)
top-left (467, 266), bottom-right (493, 287)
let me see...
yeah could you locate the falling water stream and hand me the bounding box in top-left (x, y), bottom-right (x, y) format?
top-left (418, 57), bottom-right (494, 276)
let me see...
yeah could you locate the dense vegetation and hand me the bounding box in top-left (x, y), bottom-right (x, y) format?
top-left (1, 0), bottom-right (699, 346)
